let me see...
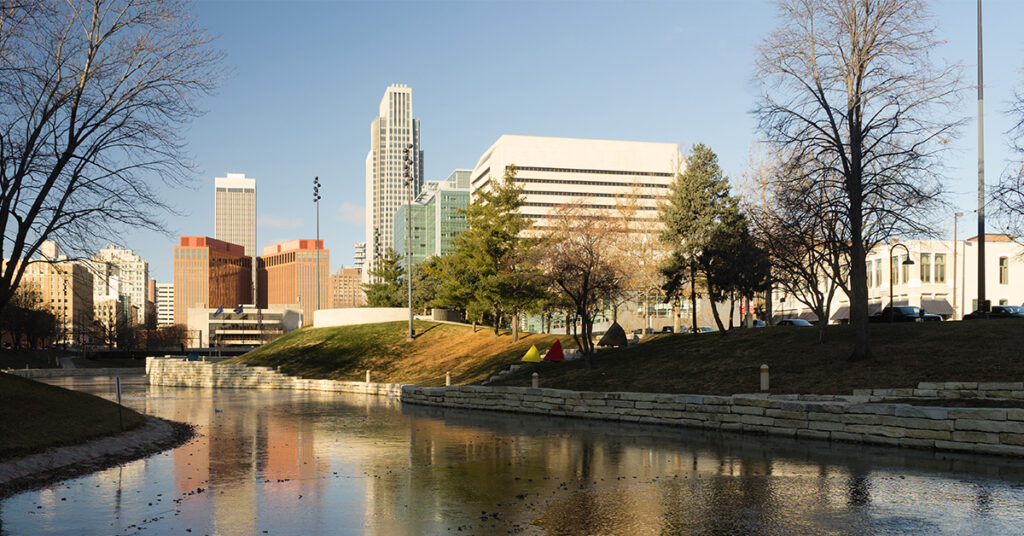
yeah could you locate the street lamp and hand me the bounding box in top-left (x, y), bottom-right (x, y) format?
top-left (889, 242), bottom-right (915, 323)
top-left (403, 144), bottom-right (415, 340)
top-left (313, 177), bottom-right (322, 313)
top-left (954, 211), bottom-right (963, 320)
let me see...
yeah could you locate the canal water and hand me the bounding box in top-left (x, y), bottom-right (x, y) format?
top-left (3, 377), bottom-right (1024, 535)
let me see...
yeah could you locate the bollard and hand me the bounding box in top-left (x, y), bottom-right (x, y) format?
top-left (531, 372), bottom-right (539, 389)
top-left (276, 365), bottom-right (281, 373)
top-left (445, 371), bottom-right (452, 387)
top-left (365, 369), bottom-right (371, 383)
top-left (760, 364), bottom-right (769, 392)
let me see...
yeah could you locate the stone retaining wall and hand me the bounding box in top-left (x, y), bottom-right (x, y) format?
top-left (6, 367), bottom-right (145, 378)
top-left (146, 358), bottom-right (404, 397)
top-left (401, 385), bottom-right (1024, 457)
top-left (145, 357), bottom-right (1024, 457)
top-left (859, 382), bottom-right (1024, 400)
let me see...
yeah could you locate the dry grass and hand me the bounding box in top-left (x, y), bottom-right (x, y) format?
top-left (492, 320), bottom-right (1024, 395)
top-left (0, 373), bottom-right (146, 461)
top-left (227, 320), bottom-right (574, 387)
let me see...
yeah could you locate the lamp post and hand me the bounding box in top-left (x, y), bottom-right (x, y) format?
top-left (403, 144), bottom-right (415, 340)
top-left (313, 177), bottom-right (322, 313)
top-left (888, 242), bottom-right (915, 322)
top-left (62, 277), bottom-right (68, 349)
top-left (977, 0), bottom-right (987, 313)
top-left (954, 211), bottom-right (963, 320)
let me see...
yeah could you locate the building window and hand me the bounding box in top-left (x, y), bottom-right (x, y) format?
top-left (875, 259), bottom-right (882, 288)
top-left (934, 254), bottom-right (946, 283)
top-left (891, 256), bottom-right (900, 285)
top-left (866, 261), bottom-right (873, 288)
top-left (900, 255), bottom-right (909, 283)
top-left (920, 253), bottom-right (931, 283)
top-left (1000, 299), bottom-right (1009, 306)
top-left (999, 256), bottom-right (1008, 284)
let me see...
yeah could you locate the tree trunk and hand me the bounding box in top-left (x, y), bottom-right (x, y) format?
top-left (472, 320), bottom-right (477, 333)
top-left (765, 287), bottom-right (773, 326)
top-left (708, 292), bottom-right (726, 334)
top-left (690, 261), bottom-right (698, 333)
top-left (728, 291), bottom-right (735, 330)
top-left (581, 311), bottom-right (594, 369)
top-left (815, 305), bottom-right (829, 344)
top-left (847, 134), bottom-right (871, 361)
top-left (493, 308), bottom-right (501, 337)
top-left (512, 310), bottom-right (520, 342)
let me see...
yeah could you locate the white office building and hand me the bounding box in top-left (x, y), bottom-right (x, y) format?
top-left (156, 282), bottom-right (174, 327)
top-left (89, 245), bottom-right (149, 326)
top-left (365, 84), bottom-right (423, 281)
top-left (774, 234), bottom-right (1024, 323)
top-left (470, 135), bottom-right (681, 231)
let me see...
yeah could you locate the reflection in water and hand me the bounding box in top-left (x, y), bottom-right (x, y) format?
top-left (1, 378), bottom-right (1024, 535)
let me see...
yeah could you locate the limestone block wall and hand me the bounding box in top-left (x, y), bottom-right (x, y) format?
top-left (859, 382), bottom-right (1024, 400)
top-left (145, 358), bottom-right (404, 397)
top-left (401, 385), bottom-right (1024, 457)
top-left (6, 367), bottom-right (145, 378)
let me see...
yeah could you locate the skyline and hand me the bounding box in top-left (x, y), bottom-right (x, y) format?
top-left (111, 1), bottom-right (1024, 282)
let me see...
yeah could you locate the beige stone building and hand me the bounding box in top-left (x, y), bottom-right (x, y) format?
top-left (330, 267), bottom-right (364, 309)
top-left (5, 241), bottom-right (94, 345)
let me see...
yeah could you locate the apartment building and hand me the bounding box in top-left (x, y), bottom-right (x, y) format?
top-left (330, 267), bottom-right (364, 309)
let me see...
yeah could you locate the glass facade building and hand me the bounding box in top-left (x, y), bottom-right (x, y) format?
top-left (394, 169), bottom-right (471, 266)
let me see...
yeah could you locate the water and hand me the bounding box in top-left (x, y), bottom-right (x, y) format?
top-left (3, 377), bottom-right (1024, 535)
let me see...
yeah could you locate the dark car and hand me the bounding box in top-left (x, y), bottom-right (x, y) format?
top-left (777, 319), bottom-right (813, 327)
top-left (964, 305), bottom-right (1024, 320)
top-left (661, 326), bottom-right (674, 333)
top-left (869, 306), bottom-right (925, 323)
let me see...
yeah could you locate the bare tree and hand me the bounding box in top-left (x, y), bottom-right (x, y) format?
top-left (995, 72), bottom-right (1024, 236)
top-left (610, 181), bottom-right (670, 331)
top-left (0, 0), bottom-right (222, 312)
top-left (542, 201), bottom-right (624, 368)
top-left (747, 149), bottom-right (847, 342)
top-left (754, 0), bottom-right (963, 360)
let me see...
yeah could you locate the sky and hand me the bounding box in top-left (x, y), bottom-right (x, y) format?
top-left (124, 0), bottom-right (1024, 283)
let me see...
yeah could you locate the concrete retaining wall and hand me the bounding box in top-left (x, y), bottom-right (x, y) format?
top-left (145, 357), bottom-right (1024, 457)
top-left (6, 367), bottom-right (145, 378)
top-left (312, 308), bottom-right (408, 328)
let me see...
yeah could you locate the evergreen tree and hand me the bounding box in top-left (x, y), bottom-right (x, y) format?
top-left (363, 247), bottom-right (406, 307)
top-left (661, 143), bottom-right (742, 334)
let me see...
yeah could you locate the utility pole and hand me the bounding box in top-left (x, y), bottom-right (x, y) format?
top-left (313, 177), bottom-right (322, 312)
top-left (977, 0), bottom-right (987, 312)
top-left (954, 211), bottom-right (963, 319)
top-left (404, 144), bottom-right (415, 340)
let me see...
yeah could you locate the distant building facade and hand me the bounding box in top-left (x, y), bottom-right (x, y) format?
top-left (261, 239), bottom-right (329, 326)
top-left (5, 241), bottom-right (94, 345)
top-left (330, 267), bottom-right (364, 309)
top-left (773, 234), bottom-right (1024, 323)
top-left (87, 245), bottom-right (148, 326)
top-left (215, 173), bottom-right (257, 298)
top-left (186, 304), bottom-right (301, 348)
top-left (156, 282), bottom-right (174, 327)
top-left (173, 237), bottom-right (252, 326)
top-left (353, 242), bottom-right (366, 274)
top-left (470, 135), bottom-right (681, 232)
top-left (394, 169), bottom-right (471, 265)
top-left (365, 84), bottom-right (423, 281)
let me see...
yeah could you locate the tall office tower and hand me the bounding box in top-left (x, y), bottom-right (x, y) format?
top-left (394, 169), bottom-right (471, 266)
top-left (365, 84), bottom-right (423, 281)
top-left (156, 282), bottom-right (174, 327)
top-left (215, 173), bottom-right (257, 299)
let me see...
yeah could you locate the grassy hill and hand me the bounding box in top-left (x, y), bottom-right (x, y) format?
top-left (0, 373), bottom-right (146, 460)
top-left (492, 320), bottom-right (1024, 394)
top-left (227, 320), bottom-right (574, 387)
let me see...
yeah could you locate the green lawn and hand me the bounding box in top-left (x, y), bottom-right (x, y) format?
top-left (0, 349), bottom-right (64, 370)
top-left (492, 320), bottom-right (1024, 394)
top-left (227, 320), bottom-right (574, 387)
top-left (0, 373), bottom-right (146, 460)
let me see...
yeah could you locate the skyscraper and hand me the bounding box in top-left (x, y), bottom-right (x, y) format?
top-left (365, 84), bottom-right (422, 281)
top-left (215, 173), bottom-right (257, 299)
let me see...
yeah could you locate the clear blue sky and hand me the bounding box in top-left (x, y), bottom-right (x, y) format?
top-left (132, 0), bottom-right (1024, 282)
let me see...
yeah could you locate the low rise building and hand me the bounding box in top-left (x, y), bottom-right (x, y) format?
top-left (186, 305), bottom-right (302, 348)
top-left (774, 234), bottom-right (1024, 323)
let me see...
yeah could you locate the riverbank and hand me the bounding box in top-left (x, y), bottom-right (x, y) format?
top-left (0, 372), bottom-right (194, 499)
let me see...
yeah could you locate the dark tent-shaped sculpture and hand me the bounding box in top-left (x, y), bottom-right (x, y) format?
top-left (597, 321), bottom-right (627, 348)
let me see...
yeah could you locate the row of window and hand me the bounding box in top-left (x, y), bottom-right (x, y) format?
top-left (866, 253), bottom-right (1012, 286)
top-left (514, 165), bottom-right (673, 177)
top-left (522, 190), bottom-right (657, 199)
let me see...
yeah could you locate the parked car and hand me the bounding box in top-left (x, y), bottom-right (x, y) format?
top-left (869, 306), bottom-right (925, 323)
top-left (695, 326), bottom-right (715, 333)
top-left (661, 326), bottom-right (674, 333)
top-left (964, 305), bottom-right (1024, 320)
top-left (777, 319), bottom-right (813, 327)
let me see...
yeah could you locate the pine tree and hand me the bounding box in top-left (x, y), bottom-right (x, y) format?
top-left (363, 247), bottom-right (406, 307)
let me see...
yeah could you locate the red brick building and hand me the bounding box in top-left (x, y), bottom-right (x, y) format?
top-left (173, 236), bottom-right (252, 325)
top-left (262, 239), bottom-right (329, 326)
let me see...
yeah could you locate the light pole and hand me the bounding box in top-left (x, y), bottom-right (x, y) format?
top-left (888, 242), bottom-right (914, 322)
top-left (313, 177), bottom-right (322, 313)
top-left (977, 0), bottom-right (987, 312)
top-left (62, 277), bottom-right (68, 349)
top-left (954, 211), bottom-right (963, 320)
top-left (403, 144), bottom-right (415, 340)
